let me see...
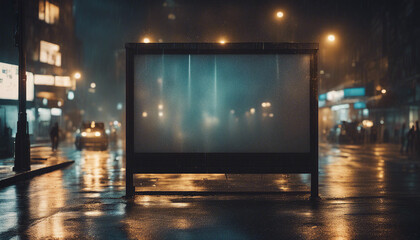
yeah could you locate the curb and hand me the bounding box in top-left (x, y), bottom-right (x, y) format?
top-left (30, 143), bottom-right (50, 148)
top-left (0, 160), bottom-right (75, 189)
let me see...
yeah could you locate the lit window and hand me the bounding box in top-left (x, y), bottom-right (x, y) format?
top-left (39, 0), bottom-right (45, 20)
top-left (39, 0), bottom-right (59, 24)
top-left (55, 76), bottom-right (72, 87)
top-left (40, 40), bottom-right (61, 66)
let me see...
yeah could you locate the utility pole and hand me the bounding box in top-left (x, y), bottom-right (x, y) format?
top-left (14, 0), bottom-right (30, 172)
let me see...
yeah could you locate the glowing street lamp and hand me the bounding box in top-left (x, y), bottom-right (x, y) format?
top-left (327, 34), bottom-right (336, 42)
top-left (261, 102), bottom-right (271, 108)
top-left (276, 11), bottom-right (284, 19)
top-left (74, 72), bottom-right (81, 80)
top-left (143, 37), bottom-right (151, 43)
top-left (90, 82), bottom-right (96, 89)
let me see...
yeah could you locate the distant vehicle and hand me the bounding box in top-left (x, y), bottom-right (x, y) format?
top-left (75, 121), bottom-right (108, 151)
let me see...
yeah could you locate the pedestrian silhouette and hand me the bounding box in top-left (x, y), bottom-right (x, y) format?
top-left (416, 121), bottom-right (420, 155)
top-left (406, 125), bottom-right (415, 154)
top-left (50, 122), bottom-right (59, 151)
top-left (400, 123), bottom-right (406, 154)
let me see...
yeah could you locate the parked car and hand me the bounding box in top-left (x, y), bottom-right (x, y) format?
top-left (75, 121), bottom-right (108, 151)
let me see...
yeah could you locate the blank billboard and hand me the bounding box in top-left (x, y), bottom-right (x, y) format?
top-left (133, 54), bottom-right (310, 153)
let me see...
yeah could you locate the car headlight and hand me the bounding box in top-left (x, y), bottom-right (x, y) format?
top-left (95, 131), bottom-right (101, 137)
top-left (81, 132), bottom-right (87, 137)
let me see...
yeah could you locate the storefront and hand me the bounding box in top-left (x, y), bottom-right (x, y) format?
top-left (319, 86), bottom-right (418, 144)
top-left (33, 74), bottom-right (74, 141)
top-left (0, 62), bottom-right (36, 156)
top-left (1, 61), bottom-right (75, 143)
top-left (319, 87), bottom-right (370, 143)
top-left (0, 62), bottom-right (36, 137)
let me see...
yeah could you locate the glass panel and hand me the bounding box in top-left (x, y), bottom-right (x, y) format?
top-left (134, 54), bottom-right (310, 153)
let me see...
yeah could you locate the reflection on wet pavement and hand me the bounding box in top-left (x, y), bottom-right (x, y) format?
top-left (134, 173), bottom-right (309, 193)
top-left (0, 143), bottom-right (419, 239)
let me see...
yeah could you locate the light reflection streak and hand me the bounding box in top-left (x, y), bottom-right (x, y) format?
top-left (274, 175), bottom-right (291, 191)
top-left (188, 54), bottom-right (191, 108)
top-left (173, 218), bottom-right (192, 229)
top-left (135, 196), bottom-right (191, 208)
top-left (84, 210), bottom-right (104, 217)
top-left (27, 171), bottom-right (68, 239)
top-left (214, 56), bottom-right (217, 112)
top-left (124, 195), bottom-right (212, 240)
top-left (82, 151), bottom-right (108, 191)
top-left (316, 149), bottom-right (352, 239)
top-left (0, 187), bottom-right (18, 233)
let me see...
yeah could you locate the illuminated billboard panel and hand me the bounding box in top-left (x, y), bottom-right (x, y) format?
top-left (0, 62), bottom-right (34, 101)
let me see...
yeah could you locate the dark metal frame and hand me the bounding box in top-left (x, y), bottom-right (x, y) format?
top-left (125, 43), bottom-right (318, 198)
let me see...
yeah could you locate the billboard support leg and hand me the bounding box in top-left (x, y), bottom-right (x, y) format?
top-left (126, 171), bottom-right (134, 198)
top-left (310, 172), bottom-right (320, 201)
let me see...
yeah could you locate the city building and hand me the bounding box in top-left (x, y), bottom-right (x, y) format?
top-left (0, 0), bottom-right (82, 149)
top-left (320, 0), bottom-right (420, 144)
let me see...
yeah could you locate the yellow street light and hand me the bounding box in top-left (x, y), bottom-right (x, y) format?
top-left (276, 11), bottom-right (284, 19)
top-left (362, 120), bottom-right (374, 128)
top-left (327, 34), bottom-right (336, 42)
top-left (261, 102), bottom-right (271, 108)
top-left (381, 89), bottom-right (387, 94)
top-left (143, 37), bottom-right (151, 43)
top-left (74, 72), bottom-right (81, 80)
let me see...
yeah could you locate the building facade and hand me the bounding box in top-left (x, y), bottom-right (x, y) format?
top-left (0, 0), bottom-right (82, 151)
top-left (320, 0), bottom-right (420, 144)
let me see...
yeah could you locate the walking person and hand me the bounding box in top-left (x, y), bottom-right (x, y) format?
top-left (406, 125), bottom-right (415, 155)
top-left (50, 122), bottom-right (59, 151)
top-left (400, 123), bottom-right (406, 154)
top-left (416, 121), bottom-right (420, 155)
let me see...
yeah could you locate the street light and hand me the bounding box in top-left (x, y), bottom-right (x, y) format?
top-left (262, 102), bottom-right (271, 108)
top-left (219, 39), bottom-right (226, 45)
top-left (90, 82), bottom-right (96, 89)
top-left (143, 37), bottom-right (151, 43)
top-left (327, 34), bottom-right (336, 42)
top-left (14, 0), bottom-right (30, 171)
top-left (74, 72), bottom-right (81, 80)
top-left (274, 10), bottom-right (285, 41)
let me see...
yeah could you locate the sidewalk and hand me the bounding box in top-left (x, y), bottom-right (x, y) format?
top-left (0, 145), bottom-right (74, 188)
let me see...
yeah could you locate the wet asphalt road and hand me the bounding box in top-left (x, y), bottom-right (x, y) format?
top-left (0, 143), bottom-right (420, 239)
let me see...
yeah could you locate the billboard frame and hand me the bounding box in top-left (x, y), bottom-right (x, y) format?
top-left (125, 43), bottom-right (319, 198)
